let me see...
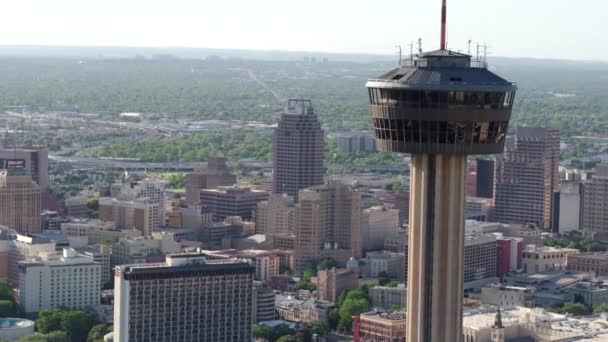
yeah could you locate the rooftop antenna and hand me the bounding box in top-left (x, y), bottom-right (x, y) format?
top-left (396, 45), bottom-right (402, 66)
top-left (440, 0), bottom-right (447, 50)
top-left (408, 41), bottom-right (414, 65)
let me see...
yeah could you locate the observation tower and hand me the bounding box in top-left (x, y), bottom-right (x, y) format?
top-left (365, 1), bottom-right (517, 341)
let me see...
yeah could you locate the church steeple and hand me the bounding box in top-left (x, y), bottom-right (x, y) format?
top-left (491, 306), bottom-right (505, 342)
top-left (494, 306), bottom-right (503, 329)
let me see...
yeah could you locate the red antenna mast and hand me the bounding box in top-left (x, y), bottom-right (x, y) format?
top-left (440, 0), bottom-right (447, 50)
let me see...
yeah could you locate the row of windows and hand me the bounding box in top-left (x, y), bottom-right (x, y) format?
top-left (369, 88), bottom-right (515, 110)
top-left (373, 119), bottom-right (507, 145)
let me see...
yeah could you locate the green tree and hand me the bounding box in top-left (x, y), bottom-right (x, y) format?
top-left (316, 258), bottom-right (339, 272)
top-left (550, 302), bottom-right (589, 316)
top-left (252, 325), bottom-right (273, 341)
top-left (0, 280), bottom-right (12, 300)
top-left (312, 320), bottom-right (329, 336)
top-left (17, 336), bottom-right (47, 342)
top-left (87, 324), bottom-right (111, 342)
top-left (276, 336), bottom-right (296, 342)
top-left (45, 331), bottom-right (71, 342)
top-left (36, 309), bottom-right (64, 334)
top-left (0, 300), bottom-right (15, 317)
top-left (593, 303), bottom-right (608, 314)
top-left (59, 310), bottom-right (96, 342)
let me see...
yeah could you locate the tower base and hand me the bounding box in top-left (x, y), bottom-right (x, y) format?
top-left (407, 154), bottom-right (466, 342)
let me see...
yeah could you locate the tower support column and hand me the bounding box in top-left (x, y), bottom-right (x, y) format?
top-left (407, 153), bottom-right (466, 342)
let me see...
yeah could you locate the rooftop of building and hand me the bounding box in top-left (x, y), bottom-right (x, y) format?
top-left (464, 306), bottom-right (608, 340)
top-left (524, 245), bottom-right (580, 253)
top-left (360, 310), bottom-right (406, 321)
top-left (116, 253), bottom-right (253, 276)
top-left (569, 253), bottom-right (608, 261)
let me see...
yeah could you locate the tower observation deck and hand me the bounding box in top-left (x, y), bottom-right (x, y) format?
top-left (365, 3), bottom-right (516, 342)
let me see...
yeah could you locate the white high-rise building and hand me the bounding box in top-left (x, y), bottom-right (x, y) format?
top-left (18, 248), bottom-right (101, 314)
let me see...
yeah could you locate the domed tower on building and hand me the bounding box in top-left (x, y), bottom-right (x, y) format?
top-left (365, 1), bottom-right (516, 341)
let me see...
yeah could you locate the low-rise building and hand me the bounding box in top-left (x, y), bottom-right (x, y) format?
top-left (567, 253), bottom-right (608, 276)
top-left (364, 251), bottom-right (405, 281)
top-left (275, 296), bottom-right (333, 324)
top-left (522, 245), bottom-right (580, 274)
top-left (64, 196), bottom-right (90, 218)
top-left (111, 232), bottom-right (180, 266)
top-left (481, 284), bottom-right (535, 308)
top-left (354, 311), bottom-right (406, 342)
top-left (463, 306), bottom-right (608, 342)
top-left (61, 220), bottom-right (142, 244)
top-left (369, 284), bottom-right (407, 310)
top-left (569, 281), bottom-right (608, 307)
top-left (18, 248), bottom-right (101, 314)
top-left (317, 267), bottom-right (359, 304)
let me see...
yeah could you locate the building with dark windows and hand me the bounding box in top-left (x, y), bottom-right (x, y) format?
top-left (273, 99), bottom-right (324, 202)
top-left (365, 2), bottom-right (516, 338)
top-left (493, 127), bottom-right (560, 231)
top-left (0, 146), bottom-right (48, 191)
top-left (200, 185), bottom-right (268, 221)
top-left (476, 158), bottom-right (495, 198)
top-left (113, 253), bottom-right (253, 342)
top-left (0, 170), bottom-right (41, 235)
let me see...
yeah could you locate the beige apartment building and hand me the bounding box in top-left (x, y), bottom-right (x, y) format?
top-left (294, 181), bottom-right (362, 271)
top-left (522, 245), bottom-right (579, 274)
top-left (99, 197), bottom-right (160, 236)
top-left (582, 165), bottom-right (608, 234)
top-left (0, 170), bottom-right (41, 234)
top-left (361, 206), bottom-right (399, 252)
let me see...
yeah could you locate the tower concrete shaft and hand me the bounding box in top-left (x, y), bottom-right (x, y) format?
top-left (407, 154), bottom-right (465, 342)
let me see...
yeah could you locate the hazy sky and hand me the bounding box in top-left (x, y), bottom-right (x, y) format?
top-left (2, 0), bottom-right (607, 61)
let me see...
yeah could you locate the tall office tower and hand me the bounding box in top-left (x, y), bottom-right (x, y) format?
top-left (256, 193), bottom-right (295, 245)
top-left (494, 127), bottom-right (560, 231)
top-left (116, 180), bottom-right (166, 227)
top-left (114, 253), bottom-right (254, 342)
top-left (365, 1), bottom-right (516, 339)
top-left (0, 170), bottom-right (41, 234)
top-left (559, 181), bottom-right (582, 233)
top-left (294, 181), bottom-right (361, 272)
top-left (200, 185), bottom-right (268, 221)
top-left (0, 146), bottom-right (48, 191)
top-left (476, 159), bottom-right (495, 198)
top-left (185, 157), bottom-right (236, 206)
top-left (273, 99), bottom-right (324, 202)
top-left (581, 165), bottom-right (608, 234)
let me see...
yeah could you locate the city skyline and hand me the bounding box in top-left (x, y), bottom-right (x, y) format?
top-left (0, 0), bottom-right (607, 61)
